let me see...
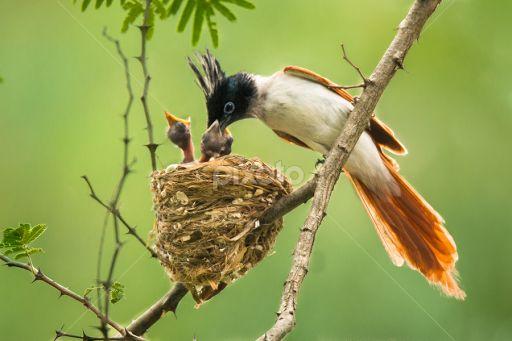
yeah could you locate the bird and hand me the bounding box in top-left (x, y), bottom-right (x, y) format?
top-left (165, 111), bottom-right (195, 163)
top-left (188, 51), bottom-right (465, 299)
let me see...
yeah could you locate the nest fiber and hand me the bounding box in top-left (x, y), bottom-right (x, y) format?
top-left (151, 155), bottom-right (292, 304)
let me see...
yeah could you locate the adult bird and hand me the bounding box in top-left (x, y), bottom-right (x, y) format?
top-left (188, 51), bottom-right (465, 299)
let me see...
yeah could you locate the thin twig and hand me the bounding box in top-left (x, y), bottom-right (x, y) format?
top-left (258, 1), bottom-right (443, 340)
top-left (82, 175), bottom-right (157, 258)
top-left (54, 329), bottom-right (127, 341)
top-left (341, 43), bottom-right (371, 87)
top-left (127, 283), bottom-right (189, 336)
top-left (0, 254), bottom-right (126, 336)
top-left (328, 83), bottom-right (366, 90)
top-left (137, 0), bottom-right (158, 171)
top-left (95, 211), bottom-right (110, 338)
top-left (99, 27), bottom-right (137, 339)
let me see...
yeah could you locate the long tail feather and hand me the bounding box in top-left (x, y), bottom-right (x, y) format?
top-left (346, 158), bottom-right (466, 299)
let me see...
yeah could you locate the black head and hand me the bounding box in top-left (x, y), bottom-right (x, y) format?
top-left (188, 51), bottom-right (257, 130)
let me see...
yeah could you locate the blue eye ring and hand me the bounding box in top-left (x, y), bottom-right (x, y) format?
top-left (224, 101), bottom-right (235, 115)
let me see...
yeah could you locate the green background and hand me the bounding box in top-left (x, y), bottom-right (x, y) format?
top-left (1, 0), bottom-right (511, 340)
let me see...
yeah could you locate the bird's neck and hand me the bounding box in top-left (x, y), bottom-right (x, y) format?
top-left (182, 141), bottom-right (195, 163)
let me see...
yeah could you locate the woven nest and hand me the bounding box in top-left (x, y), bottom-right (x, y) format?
top-left (151, 155), bottom-right (292, 304)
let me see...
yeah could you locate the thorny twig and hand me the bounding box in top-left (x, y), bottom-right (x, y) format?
top-left (54, 329), bottom-right (127, 341)
top-left (258, 1), bottom-right (443, 340)
top-left (97, 27), bottom-right (136, 339)
top-left (137, 0), bottom-right (159, 171)
top-left (82, 175), bottom-right (157, 258)
top-left (0, 254), bottom-right (127, 337)
top-left (127, 283), bottom-right (189, 336)
top-left (341, 43), bottom-right (371, 87)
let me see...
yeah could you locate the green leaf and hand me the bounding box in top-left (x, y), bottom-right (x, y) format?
top-left (83, 285), bottom-right (102, 298)
top-left (25, 224), bottom-right (47, 245)
top-left (81, 0), bottom-right (92, 11)
top-left (177, 0), bottom-right (195, 32)
top-left (192, 0), bottom-right (205, 45)
top-left (14, 248), bottom-right (43, 260)
top-left (95, 0), bottom-right (105, 9)
top-left (1, 223), bottom-right (47, 258)
top-left (0, 76), bottom-right (3, 83)
top-left (211, 0), bottom-right (236, 21)
top-left (205, 6), bottom-right (218, 47)
top-left (146, 7), bottom-right (156, 40)
top-left (110, 282), bottom-right (125, 304)
top-left (106, 0), bottom-right (114, 6)
top-left (122, 2), bottom-right (144, 32)
top-left (4, 246), bottom-right (24, 256)
top-left (153, 0), bottom-right (167, 19)
top-left (220, 0), bottom-right (255, 9)
top-left (168, 0), bottom-right (184, 15)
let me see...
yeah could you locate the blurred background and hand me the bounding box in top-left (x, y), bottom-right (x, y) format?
top-left (1, 0), bottom-right (511, 340)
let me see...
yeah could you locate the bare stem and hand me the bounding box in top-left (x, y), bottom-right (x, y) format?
top-left (138, 0), bottom-right (158, 171)
top-left (99, 27), bottom-right (137, 338)
top-left (341, 43), bottom-right (371, 87)
top-left (258, 1), bottom-right (443, 340)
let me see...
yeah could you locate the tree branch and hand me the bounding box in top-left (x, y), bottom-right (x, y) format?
top-left (99, 27), bottom-right (136, 339)
top-left (137, 0), bottom-right (159, 171)
top-left (82, 175), bottom-right (157, 258)
top-left (0, 254), bottom-right (126, 337)
top-left (258, 1), bottom-right (443, 340)
top-left (126, 283), bottom-right (189, 336)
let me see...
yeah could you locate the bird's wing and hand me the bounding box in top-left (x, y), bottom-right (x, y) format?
top-left (272, 129), bottom-right (312, 150)
top-left (283, 66), bottom-right (407, 158)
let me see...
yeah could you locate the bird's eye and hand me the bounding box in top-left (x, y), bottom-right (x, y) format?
top-left (224, 101), bottom-right (235, 115)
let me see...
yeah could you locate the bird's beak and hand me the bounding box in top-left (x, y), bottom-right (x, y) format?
top-left (219, 116), bottom-right (231, 131)
top-left (165, 111), bottom-right (190, 127)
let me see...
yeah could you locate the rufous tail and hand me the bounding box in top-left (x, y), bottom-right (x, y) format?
top-left (346, 158), bottom-right (466, 300)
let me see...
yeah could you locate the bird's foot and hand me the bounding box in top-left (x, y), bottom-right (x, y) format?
top-left (315, 156), bottom-right (326, 168)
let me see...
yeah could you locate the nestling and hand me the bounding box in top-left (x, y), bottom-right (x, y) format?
top-left (188, 51), bottom-right (465, 299)
top-left (165, 112), bottom-right (195, 163)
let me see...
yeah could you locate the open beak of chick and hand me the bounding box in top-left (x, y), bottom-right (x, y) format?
top-left (165, 112), bottom-right (195, 163)
top-left (200, 120), bottom-right (233, 162)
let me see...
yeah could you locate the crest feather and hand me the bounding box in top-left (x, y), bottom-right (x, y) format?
top-left (188, 50), bottom-right (225, 99)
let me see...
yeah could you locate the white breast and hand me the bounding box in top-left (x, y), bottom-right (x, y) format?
top-left (251, 72), bottom-right (395, 191)
top-left (253, 72), bottom-right (352, 154)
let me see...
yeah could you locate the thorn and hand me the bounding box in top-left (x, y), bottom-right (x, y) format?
top-left (146, 143), bottom-right (159, 153)
top-left (32, 268), bottom-right (43, 282)
top-left (137, 24), bottom-right (152, 32)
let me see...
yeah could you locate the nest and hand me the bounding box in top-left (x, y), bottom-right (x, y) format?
top-left (151, 155), bottom-right (292, 304)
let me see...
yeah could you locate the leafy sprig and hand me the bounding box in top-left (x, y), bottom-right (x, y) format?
top-left (0, 223), bottom-right (46, 260)
top-left (84, 281), bottom-right (125, 303)
top-left (75, 0), bottom-right (255, 46)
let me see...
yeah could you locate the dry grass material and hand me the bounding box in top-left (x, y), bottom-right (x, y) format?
top-left (151, 155), bottom-right (292, 305)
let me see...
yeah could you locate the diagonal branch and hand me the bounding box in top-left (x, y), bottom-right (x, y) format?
top-left (258, 1), bottom-right (443, 340)
top-left (82, 175), bottom-right (157, 258)
top-left (0, 254), bottom-right (126, 337)
top-left (126, 283), bottom-right (189, 336)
